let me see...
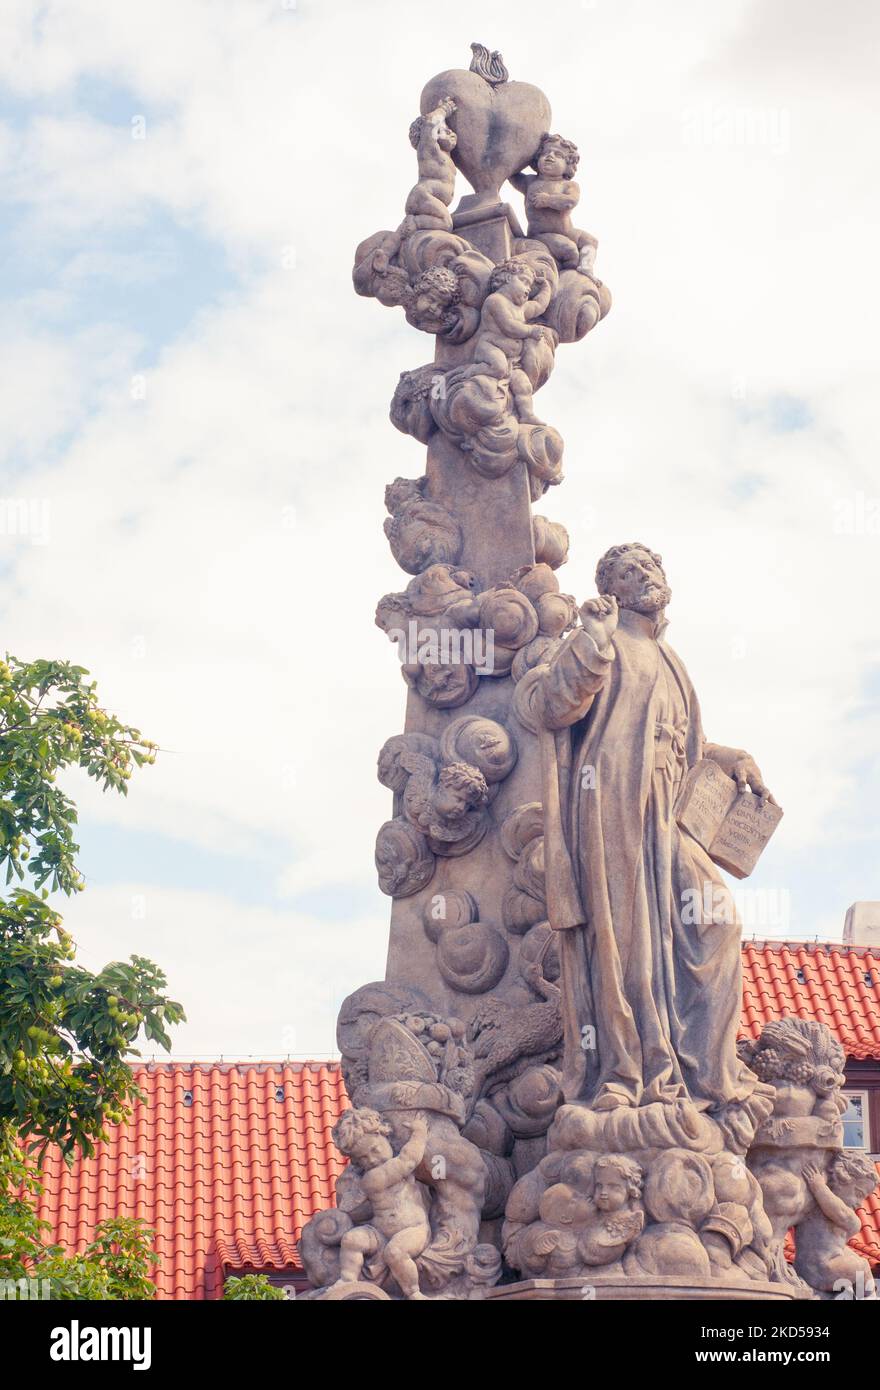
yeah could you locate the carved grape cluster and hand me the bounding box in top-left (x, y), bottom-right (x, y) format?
top-left (394, 1011), bottom-right (475, 1097)
top-left (739, 1018), bottom-right (846, 1092)
top-left (745, 1045), bottom-right (815, 1084)
top-left (747, 1044), bottom-right (781, 1079)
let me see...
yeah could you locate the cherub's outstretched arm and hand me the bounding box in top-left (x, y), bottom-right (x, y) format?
top-left (802, 1165), bottom-right (862, 1236)
top-left (410, 99), bottom-right (457, 181)
top-left (483, 294), bottom-right (538, 340)
top-left (426, 97), bottom-right (456, 128)
top-left (509, 171), bottom-right (533, 195)
top-left (365, 1119), bottom-right (428, 1194)
top-left (523, 275), bottom-right (553, 321)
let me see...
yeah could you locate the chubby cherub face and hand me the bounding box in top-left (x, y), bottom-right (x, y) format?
top-left (413, 285), bottom-right (451, 321)
top-left (351, 1132), bottom-right (394, 1169)
top-left (433, 779), bottom-right (470, 820)
top-left (501, 269), bottom-right (534, 307)
top-left (537, 144), bottom-right (568, 178)
top-left (593, 1166), bottom-right (629, 1213)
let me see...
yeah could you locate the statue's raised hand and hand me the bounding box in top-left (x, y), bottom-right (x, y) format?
top-left (579, 593), bottom-right (618, 650)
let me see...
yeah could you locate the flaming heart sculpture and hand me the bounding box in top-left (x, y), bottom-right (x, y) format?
top-left (421, 43), bottom-right (552, 212)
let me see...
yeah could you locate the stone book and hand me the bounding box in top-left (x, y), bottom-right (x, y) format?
top-left (676, 758), bottom-right (784, 879)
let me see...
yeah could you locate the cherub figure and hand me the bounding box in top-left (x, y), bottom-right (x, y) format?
top-left (576, 1155), bottom-right (645, 1266)
top-left (519, 1181), bottom-right (594, 1274)
top-left (461, 258), bottom-right (553, 424)
top-left (796, 1155), bottom-right (878, 1299)
top-left (511, 1154), bottom-right (644, 1277)
top-left (511, 133), bottom-right (598, 276)
top-left (405, 98), bottom-right (458, 230)
top-left (329, 1109), bottom-right (431, 1300)
top-left (404, 265), bottom-right (462, 336)
top-left (402, 754), bottom-right (490, 845)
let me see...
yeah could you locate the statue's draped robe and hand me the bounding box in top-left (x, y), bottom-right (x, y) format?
top-left (534, 607), bottom-right (759, 1119)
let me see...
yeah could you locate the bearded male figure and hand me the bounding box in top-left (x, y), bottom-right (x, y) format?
top-left (528, 542), bottom-right (776, 1150)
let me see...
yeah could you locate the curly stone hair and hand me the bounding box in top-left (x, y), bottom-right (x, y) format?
top-left (593, 1153), bottom-right (644, 1200)
top-left (532, 132), bottom-right (580, 179)
top-left (411, 265), bottom-right (461, 307)
top-left (438, 760), bottom-right (490, 808)
top-left (594, 542), bottom-right (665, 596)
top-left (489, 257), bottom-right (535, 293)
top-left (332, 1107), bottom-right (391, 1159)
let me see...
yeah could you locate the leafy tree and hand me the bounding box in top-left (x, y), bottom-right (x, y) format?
top-left (0, 655), bottom-right (185, 1296)
top-left (223, 1274), bottom-right (288, 1301)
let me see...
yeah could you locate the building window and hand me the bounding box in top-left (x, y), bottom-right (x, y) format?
top-left (841, 1090), bottom-right (870, 1150)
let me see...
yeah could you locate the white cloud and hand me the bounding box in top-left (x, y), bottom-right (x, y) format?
top-left (60, 882), bottom-right (387, 1057)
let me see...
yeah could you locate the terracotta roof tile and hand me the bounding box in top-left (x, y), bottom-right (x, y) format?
top-left (34, 1061), bottom-right (348, 1300)
top-left (740, 942), bottom-right (880, 1058)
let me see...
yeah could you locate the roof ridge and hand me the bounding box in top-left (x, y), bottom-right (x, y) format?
top-left (134, 1060), bottom-right (342, 1073)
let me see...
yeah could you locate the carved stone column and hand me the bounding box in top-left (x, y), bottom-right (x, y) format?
top-left (297, 42), bottom-right (877, 1304)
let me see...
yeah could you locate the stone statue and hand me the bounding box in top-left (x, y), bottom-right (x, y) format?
top-left (402, 755), bottom-right (490, 852)
top-left (797, 1157), bottom-right (878, 1299)
top-left (299, 41), bottom-right (877, 1302)
top-left (440, 719), bottom-right (517, 799)
top-left (468, 966), bottom-right (562, 1094)
top-left (518, 540), bottom-right (777, 1153)
top-left (300, 997), bottom-right (499, 1298)
top-left (506, 1152), bottom-right (645, 1277)
top-left (406, 98), bottom-right (458, 231)
top-left (457, 257), bottom-right (553, 424)
top-left (383, 476), bottom-right (462, 572)
top-left (510, 133), bottom-right (598, 276)
top-left (328, 1111), bottom-right (431, 1300)
top-left (742, 1018), bottom-right (878, 1300)
top-left (404, 265), bottom-right (462, 336)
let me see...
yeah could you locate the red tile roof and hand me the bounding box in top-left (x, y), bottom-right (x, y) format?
top-left (34, 1061), bottom-right (348, 1300)
top-left (30, 943), bottom-right (880, 1297)
top-left (740, 941), bottom-right (880, 1058)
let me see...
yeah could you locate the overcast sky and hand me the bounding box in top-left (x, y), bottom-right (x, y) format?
top-left (1, 0), bottom-right (878, 1058)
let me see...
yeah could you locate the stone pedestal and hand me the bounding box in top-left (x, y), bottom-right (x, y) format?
top-left (452, 198), bottom-right (524, 262)
top-left (487, 1276), bottom-right (798, 1302)
top-left (499, 1101), bottom-right (785, 1296)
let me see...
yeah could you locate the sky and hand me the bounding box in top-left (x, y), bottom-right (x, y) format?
top-left (0, 0), bottom-right (878, 1059)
